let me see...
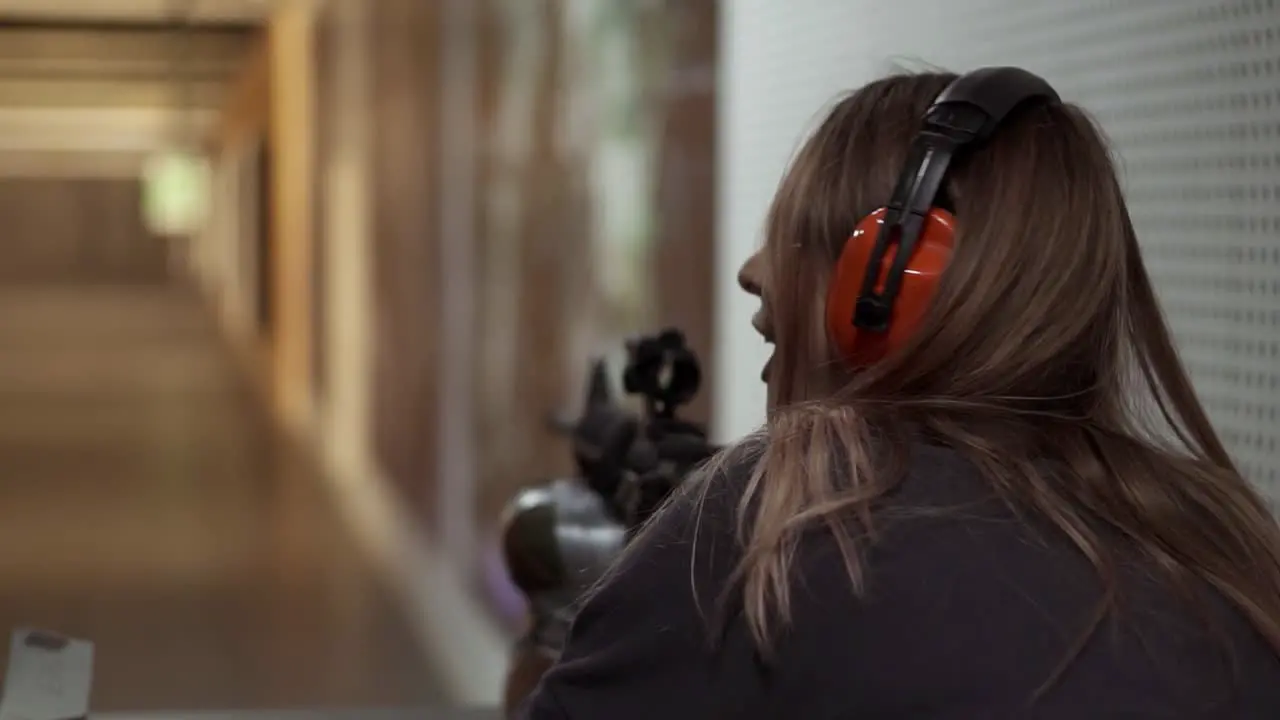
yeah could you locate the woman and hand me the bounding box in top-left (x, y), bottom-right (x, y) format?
top-left (516, 69), bottom-right (1280, 718)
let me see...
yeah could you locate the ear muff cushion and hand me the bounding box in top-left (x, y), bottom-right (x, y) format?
top-left (825, 207), bottom-right (956, 368)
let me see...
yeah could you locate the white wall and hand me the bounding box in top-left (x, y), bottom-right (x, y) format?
top-left (714, 0), bottom-right (1280, 498)
top-left (714, 0), bottom-right (963, 440)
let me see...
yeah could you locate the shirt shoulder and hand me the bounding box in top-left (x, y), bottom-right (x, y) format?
top-left (518, 440), bottom-right (768, 720)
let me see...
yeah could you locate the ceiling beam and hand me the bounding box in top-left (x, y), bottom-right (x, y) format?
top-left (0, 26), bottom-right (255, 62)
top-left (0, 0), bottom-right (269, 27)
top-left (0, 78), bottom-right (227, 109)
top-left (0, 149), bottom-right (149, 178)
top-left (0, 107), bottom-right (216, 153)
top-left (0, 63), bottom-right (239, 83)
top-left (0, 18), bottom-right (257, 33)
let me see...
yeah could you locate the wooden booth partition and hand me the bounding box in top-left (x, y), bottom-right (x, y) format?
top-left (366, 0), bottom-right (446, 520)
top-left (350, 0), bottom-right (720, 551)
top-left (468, 0), bottom-right (720, 560)
top-left (311, 0), bottom-right (338, 408)
top-left (651, 0), bottom-right (718, 425)
top-left (209, 30), bottom-right (272, 344)
top-left (266, 0), bottom-right (320, 433)
top-left (469, 0), bottom-right (581, 528)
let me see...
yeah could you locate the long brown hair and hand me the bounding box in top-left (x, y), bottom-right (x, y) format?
top-left (727, 72), bottom-right (1280, 670)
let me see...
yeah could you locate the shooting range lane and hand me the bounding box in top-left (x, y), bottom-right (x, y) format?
top-left (0, 286), bottom-right (441, 710)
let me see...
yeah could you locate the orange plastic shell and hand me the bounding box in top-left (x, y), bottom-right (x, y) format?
top-left (825, 207), bottom-right (956, 368)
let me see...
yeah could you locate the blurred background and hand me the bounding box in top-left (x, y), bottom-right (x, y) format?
top-left (0, 0), bottom-right (1274, 713)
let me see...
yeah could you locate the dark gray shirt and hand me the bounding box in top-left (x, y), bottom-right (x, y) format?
top-left (520, 442), bottom-right (1280, 719)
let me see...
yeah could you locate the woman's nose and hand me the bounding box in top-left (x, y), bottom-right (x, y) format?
top-left (738, 252), bottom-right (763, 296)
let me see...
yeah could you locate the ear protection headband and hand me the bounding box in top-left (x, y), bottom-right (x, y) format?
top-left (825, 67), bottom-right (1060, 368)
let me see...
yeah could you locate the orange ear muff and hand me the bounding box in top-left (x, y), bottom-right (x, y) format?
top-left (825, 207), bottom-right (956, 368)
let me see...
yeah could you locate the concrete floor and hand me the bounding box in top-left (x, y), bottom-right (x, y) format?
top-left (0, 285), bottom-right (440, 711)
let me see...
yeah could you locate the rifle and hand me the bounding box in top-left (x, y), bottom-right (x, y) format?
top-left (500, 328), bottom-right (720, 658)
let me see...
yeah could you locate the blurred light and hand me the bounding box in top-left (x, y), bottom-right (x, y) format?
top-left (141, 151), bottom-right (211, 238)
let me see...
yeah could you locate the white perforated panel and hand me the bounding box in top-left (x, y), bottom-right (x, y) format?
top-left (715, 0), bottom-right (1280, 499)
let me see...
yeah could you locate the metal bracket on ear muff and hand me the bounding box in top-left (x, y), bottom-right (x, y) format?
top-left (852, 135), bottom-right (963, 332)
top-left (851, 67), bottom-right (1061, 335)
